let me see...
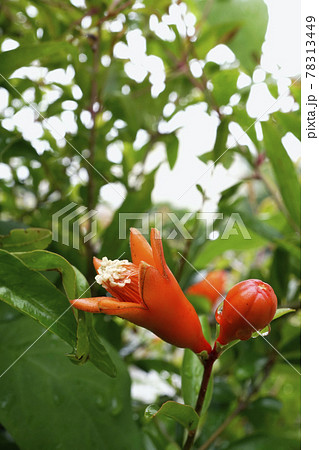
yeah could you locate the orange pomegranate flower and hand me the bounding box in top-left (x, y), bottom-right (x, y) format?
top-left (70, 228), bottom-right (211, 354)
top-left (187, 270), bottom-right (226, 311)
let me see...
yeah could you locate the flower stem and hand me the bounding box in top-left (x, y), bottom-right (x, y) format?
top-left (183, 345), bottom-right (219, 450)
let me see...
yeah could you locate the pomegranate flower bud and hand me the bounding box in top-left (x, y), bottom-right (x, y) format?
top-left (187, 270), bottom-right (226, 312)
top-left (71, 228), bottom-right (211, 354)
top-left (216, 279), bottom-right (277, 346)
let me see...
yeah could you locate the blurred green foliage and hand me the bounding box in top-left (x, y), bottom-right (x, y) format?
top-left (0, 0), bottom-right (300, 449)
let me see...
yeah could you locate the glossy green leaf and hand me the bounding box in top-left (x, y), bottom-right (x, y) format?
top-left (262, 122), bottom-right (301, 227)
top-left (70, 267), bottom-right (117, 377)
top-left (13, 250), bottom-right (76, 299)
top-left (0, 250), bottom-right (76, 346)
top-left (85, 315), bottom-right (117, 378)
top-left (9, 251), bottom-right (110, 373)
top-left (0, 228), bottom-right (52, 252)
top-left (273, 308), bottom-right (295, 321)
top-left (0, 305), bottom-right (142, 450)
top-left (145, 401), bottom-right (199, 431)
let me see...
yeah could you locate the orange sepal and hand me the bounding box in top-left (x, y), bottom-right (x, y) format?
top-left (130, 228), bottom-right (155, 266)
top-left (71, 296), bottom-right (147, 317)
top-left (139, 262), bottom-right (211, 354)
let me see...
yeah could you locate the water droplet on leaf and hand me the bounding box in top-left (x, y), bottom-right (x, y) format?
top-left (96, 395), bottom-right (107, 410)
top-left (110, 397), bottom-right (122, 416)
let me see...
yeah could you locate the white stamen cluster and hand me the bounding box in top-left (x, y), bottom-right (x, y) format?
top-left (95, 257), bottom-right (132, 288)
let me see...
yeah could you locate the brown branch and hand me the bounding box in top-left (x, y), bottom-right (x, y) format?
top-left (183, 346), bottom-right (219, 450)
top-left (96, 0), bottom-right (134, 26)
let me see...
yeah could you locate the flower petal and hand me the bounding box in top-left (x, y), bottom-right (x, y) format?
top-left (139, 262), bottom-right (211, 353)
top-left (130, 228), bottom-right (155, 266)
top-left (93, 256), bottom-right (102, 272)
top-left (150, 228), bottom-right (169, 278)
top-left (70, 296), bottom-right (147, 316)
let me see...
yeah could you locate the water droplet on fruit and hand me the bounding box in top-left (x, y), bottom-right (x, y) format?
top-left (215, 302), bottom-right (223, 323)
top-left (261, 324), bottom-right (271, 337)
top-left (252, 324), bottom-right (271, 338)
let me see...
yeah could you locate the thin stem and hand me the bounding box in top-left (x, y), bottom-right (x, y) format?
top-left (199, 356), bottom-right (276, 450)
top-left (96, 0), bottom-right (134, 25)
top-left (198, 404), bottom-right (244, 450)
top-left (183, 346), bottom-right (219, 450)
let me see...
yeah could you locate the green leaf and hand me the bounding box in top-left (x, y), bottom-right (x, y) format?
top-left (73, 265), bottom-right (91, 298)
top-left (0, 228), bottom-right (52, 252)
top-left (0, 138), bottom-right (40, 163)
top-left (274, 111), bottom-right (301, 141)
top-left (213, 117), bottom-right (231, 166)
top-left (13, 250), bottom-right (76, 299)
top-left (251, 309), bottom-right (295, 338)
top-left (199, 118), bottom-right (230, 167)
top-left (198, 0), bottom-right (268, 73)
top-left (163, 134), bottom-right (179, 170)
top-left (219, 203), bottom-right (300, 260)
top-left (262, 122), bottom-right (301, 227)
top-left (269, 248), bottom-right (291, 301)
top-left (216, 308), bottom-right (294, 352)
top-left (187, 294), bottom-right (212, 315)
top-left (194, 230), bottom-right (267, 269)
top-left (70, 267), bottom-right (117, 377)
top-left (273, 308), bottom-right (295, 321)
top-left (0, 250), bottom-right (76, 346)
top-left (231, 104), bottom-right (259, 147)
top-left (0, 42), bottom-right (76, 78)
top-left (145, 401), bottom-right (199, 431)
top-left (211, 69), bottom-right (239, 106)
top-left (69, 310), bottom-right (90, 365)
top-left (86, 315), bottom-right (117, 378)
top-left (196, 184), bottom-right (206, 197)
top-left (0, 305), bottom-right (142, 450)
